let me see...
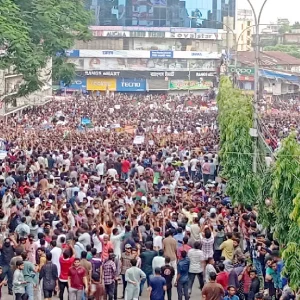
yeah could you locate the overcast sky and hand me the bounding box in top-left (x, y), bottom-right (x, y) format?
top-left (238, 0), bottom-right (298, 24)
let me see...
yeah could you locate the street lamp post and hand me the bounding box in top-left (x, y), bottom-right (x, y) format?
top-left (246, 0), bottom-right (269, 173)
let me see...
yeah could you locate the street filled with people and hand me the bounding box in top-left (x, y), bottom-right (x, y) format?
top-left (0, 92), bottom-right (295, 300)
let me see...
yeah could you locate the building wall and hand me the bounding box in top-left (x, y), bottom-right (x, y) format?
top-left (74, 37), bottom-right (219, 52)
top-left (0, 60), bottom-right (52, 116)
top-left (236, 19), bottom-right (253, 51)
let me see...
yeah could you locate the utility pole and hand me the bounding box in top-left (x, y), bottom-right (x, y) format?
top-left (226, 1), bottom-right (230, 68)
top-left (246, 0), bottom-right (269, 173)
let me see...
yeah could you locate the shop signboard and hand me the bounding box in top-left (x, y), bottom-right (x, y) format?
top-left (168, 80), bottom-right (213, 90)
top-left (150, 51), bottom-right (173, 58)
top-left (60, 77), bottom-right (86, 90)
top-left (116, 78), bottom-right (146, 92)
top-left (80, 70), bottom-right (216, 80)
top-left (86, 78), bottom-right (116, 91)
top-left (229, 66), bottom-right (255, 75)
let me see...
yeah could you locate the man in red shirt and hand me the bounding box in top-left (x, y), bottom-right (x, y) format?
top-left (121, 157), bottom-right (130, 180)
top-left (59, 247), bottom-right (75, 300)
top-left (68, 258), bottom-right (88, 300)
top-left (216, 263), bottom-right (229, 291)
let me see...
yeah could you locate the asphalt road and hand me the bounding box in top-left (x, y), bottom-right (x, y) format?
top-left (2, 282), bottom-right (203, 299)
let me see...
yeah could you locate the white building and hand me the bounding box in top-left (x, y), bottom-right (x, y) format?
top-left (0, 60), bottom-right (52, 117)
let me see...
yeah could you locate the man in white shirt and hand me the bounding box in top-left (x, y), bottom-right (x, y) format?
top-left (50, 240), bottom-right (62, 277)
top-left (153, 227), bottom-right (163, 251)
top-left (107, 168), bottom-right (118, 180)
top-left (96, 160), bottom-right (105, 176)
top-left (152, 249), bottom-right (165, 274)
top-left (189, 156), bottom-right (198, 180)
top-left (77, 187), bottom-right (86, 203)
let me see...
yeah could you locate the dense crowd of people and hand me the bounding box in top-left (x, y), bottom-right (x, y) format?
top-left (0, 92), bottom-right (296, 300)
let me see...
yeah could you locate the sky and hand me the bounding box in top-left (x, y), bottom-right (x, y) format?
top-left (238, 0), bottom-right (298, 24)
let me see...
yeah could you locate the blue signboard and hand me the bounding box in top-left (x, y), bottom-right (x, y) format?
top-left (60, 77), bottom-right (87, 90)
top-left (116, 78), bottom-right (146, 92)
top-left (56, 50), bottom-right (80, 57)
top-left (150, 50), bottom-right (173, 59)
top-left (65, 50), bottom-right (80, 57)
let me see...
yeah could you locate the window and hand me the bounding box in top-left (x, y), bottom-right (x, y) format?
top-left (247, 30), bottom-right (251, 36)
top-left (247, 21), bottom-right (251, 27)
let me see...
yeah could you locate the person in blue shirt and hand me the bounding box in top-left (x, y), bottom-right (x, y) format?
top-left (174, 227), bottom-right (184, 248)
top-left (148, 267), bottom-right (166, 300)
top-left (175, 250), bottom-right (190, 300)
top-left (224, 285), bottom-right (240, 300)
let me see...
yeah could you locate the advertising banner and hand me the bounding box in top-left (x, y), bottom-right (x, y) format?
top-left (102, 31), bottom-right (129, 37)
top-left (168, 80), bottom-right (213, 90)
top-left (80, 70), bottom-right (217, 80)
top-left (150, 51), bottom-right (173, 58)
top-left (173, 51), bottom-right (221, 59)
top-left (86, 78), bottom-right (116, 91)
top-left (76, 57), bottom-right (217, 72)
top-left (60, 77), bottom-right (86, 91)
top-left (229, 66), bottom-right (255, 75)
top-left (79, 50), bottom-right (149, 58)
top-left (78, 50), bottom-right (220, 59)
top-left (166, 32), bottom-right (219, 40)
top-left (116, 78), bottom-right (146, 92)
top-left (65, 50), bottom-right (80, 57)
top-left (89, 26), bottom-right (218, 34)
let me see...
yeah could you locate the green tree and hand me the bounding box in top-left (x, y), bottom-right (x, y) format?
top-left (291, 21), bottom-right (300, 29)
top-left (1, 0), bottom-right (92, 97)
top-left (266, 133), bottom-right (300, 290)
top-left (257, 168), bottom-right (275, 229)
top-left (271, 133), bottom-right (300, 245)
top-left (217, 76), bottom-right (259, 205)
top-left (278, 24), bottom-right (291, 34)
top-left (264, 44), bottom-right (300, 59)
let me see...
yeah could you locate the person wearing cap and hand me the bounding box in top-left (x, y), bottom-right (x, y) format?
top-left (125, 258), bottom-right (146, 300)
top-left (120, 244), bottom-right (134, 299)
top-left (12, 260), bottom-right (27, 300)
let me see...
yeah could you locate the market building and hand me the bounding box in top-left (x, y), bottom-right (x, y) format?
top-left (62, 0), bottom-right (238, 93)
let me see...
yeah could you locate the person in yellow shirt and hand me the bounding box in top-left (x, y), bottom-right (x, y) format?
top-left (219, 233), bottom-right (234, 261)
top-left (182, 206), bottom-right (198, 225)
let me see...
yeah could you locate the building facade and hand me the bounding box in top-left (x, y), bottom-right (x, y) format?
top-left (63, 47), bottom-right (220, 93)
top-left (0, 60), bottom-right (53, 116)
top-left (66, 0), bottom-right (237, 93)
top-left (85, 0), bottom-right (236, 29)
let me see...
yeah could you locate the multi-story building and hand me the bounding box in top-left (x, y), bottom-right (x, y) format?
top-left (0, 60), bottom-right (52, 117)
top-left (64, 0), bottom-right (236, 93)
top-left (235, 9), bottom-right (253, 51)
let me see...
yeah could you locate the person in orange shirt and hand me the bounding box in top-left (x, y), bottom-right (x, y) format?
top-left (101, 235), bottom-right (114, 260)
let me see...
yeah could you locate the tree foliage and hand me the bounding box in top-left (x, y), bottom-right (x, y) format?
top-left (264, 44), bottom-right (300, 59)
top-left (270, 133), bottom-right (300, 245)
top-left (217, 76), bottom-right (259, 205)
top-left (257, 168), bottom-right (275, 229)
top-left (265, 133), bottom-right (300, 290)
top-left (1, 0), bottom-right (92, 97)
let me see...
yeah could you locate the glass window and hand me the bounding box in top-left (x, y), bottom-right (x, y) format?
top-left (85, 0), bottom-right (236, 29)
